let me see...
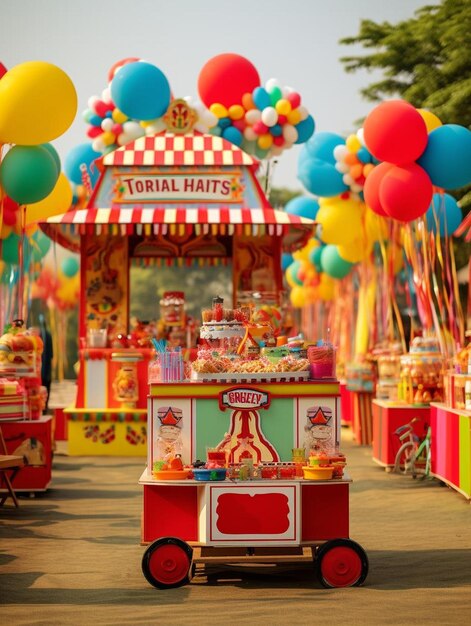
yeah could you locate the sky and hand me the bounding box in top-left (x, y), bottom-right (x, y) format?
top-left (1, 0), bottom-right (437, 191)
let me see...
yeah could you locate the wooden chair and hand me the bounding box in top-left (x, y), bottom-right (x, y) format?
top-left (0, 425), bottom-right (24, 507)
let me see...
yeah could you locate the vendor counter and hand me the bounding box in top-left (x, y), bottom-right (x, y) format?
top-left (430, 403), bottom-right (471, 500)
top-left (142, 380), bottom-right (342, 542)
top-left (372, 400), bottom-right (430, 468)
top-left (0, 416), bottom-right (53, 492)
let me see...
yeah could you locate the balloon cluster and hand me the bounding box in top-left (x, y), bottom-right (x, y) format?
top-left (83, 58), bottom-right (218, 156)
top-left (0, 61), bottom-right (76, 263)
top-left (31, 258), bottom-right (79, 312)
top-left (363, 100), bottom-right (471, 222)
top-left (333, 132), bottom-right (375, 196)
top-left (198, 54), bottom-right (315, 159)
top-left (298, 132), bottom-right (350, 198)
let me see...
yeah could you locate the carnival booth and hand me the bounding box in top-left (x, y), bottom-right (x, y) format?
top-left (41, 106), bottom-right (316, 456)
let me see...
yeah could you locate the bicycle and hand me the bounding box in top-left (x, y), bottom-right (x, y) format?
top-left (393, 417), bottom-right (432, 479)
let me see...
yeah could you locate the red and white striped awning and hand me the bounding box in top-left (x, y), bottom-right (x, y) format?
top-left (100, 132), bottom-right (257, 169)
top-left (41, 206), bottom-right (315, 252)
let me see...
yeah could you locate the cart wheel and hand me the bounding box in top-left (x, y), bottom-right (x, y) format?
top-left (142, 537), bottom-right (193, 589)
top-left (316, 539), bottom-right (368, 588)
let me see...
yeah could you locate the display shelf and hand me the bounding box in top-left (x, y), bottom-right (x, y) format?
top-left (190, 370), bottom-right (310, 384)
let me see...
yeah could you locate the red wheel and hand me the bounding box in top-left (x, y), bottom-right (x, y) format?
top-left (142, 537), bottom-right (193, 589)
top-left (316, 539), bottom-right (368, 588)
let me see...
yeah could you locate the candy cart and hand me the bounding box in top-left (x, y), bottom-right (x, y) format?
top-left (139, 296), bottom-right (368, 589)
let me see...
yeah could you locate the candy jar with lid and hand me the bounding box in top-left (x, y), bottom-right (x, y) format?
top-left (212, 296), bottom-right (224, 322)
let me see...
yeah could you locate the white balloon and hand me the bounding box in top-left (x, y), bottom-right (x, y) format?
top-left (88, 95), bottom-right (100, 111)
top-left (333, 145), bottom-right (348, 161)
top-left (282, 85), bottom-right (294, 97)
top-left (261, 107), bottom-right (278, 127)
top-left (101, 118), bottom-right (114, 132)
top-left (244, 127), bottom-right (258, 142)
top-left (297, 106), bottom-right (309, 121)
top-left (265, 77), bottom-right (281, 92)
top-left (335, 162), bottom-right (349, 174)
top-left (245, 109), bottom-right (261, 125)
top-left (92, 137), bottom-right (106, 153)
top-left (270, 145), bottom-right (284, 156)
top-left (343, 174), bottom-right (354, 186)
top-left (123, 121), bottom-right (145, 139)
top-left (202, 110), bottom-right (218, 128)
top-left (194, 121), bottom-right (210, 133)
top-left (350, 183), bottom-right (363, 193)
top-left (356, 128), bottom-right (365, 146)
top-left (283, 124), bottom-right (298, 143)
top-left (101, 87), bottom-right (113, 104)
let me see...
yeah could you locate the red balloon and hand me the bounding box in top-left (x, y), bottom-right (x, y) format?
top-left (3, 208), bottom-right (17, 226)
top-left (107, 57), bottom-right (140, 82)
top-left (363, 100), bottom-right (428, 165)
top-left (0, 62), bottom-right (7, 79)
top-left (197, 53), bottom-right (260, 108)
top-left (363, 162), bottom-right (393, 216)
top-left (287, 92), bottom-right (301, 109)
top-left (87, 125), bottom-right (103, 138)
top-left (380, 163), bottom-right (433, 222)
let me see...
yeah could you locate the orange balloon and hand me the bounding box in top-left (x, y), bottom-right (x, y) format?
top-left (363, 163), bottom-right (375, 178)
top-left (350, 164), bottom-right (363, 180)
top-left (242, 92), bottom-right (256, 110)
top-left (344, 152), bottom-right (360, 166)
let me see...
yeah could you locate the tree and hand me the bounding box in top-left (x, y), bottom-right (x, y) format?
top-left (340, 0), bottom-right (471, 127)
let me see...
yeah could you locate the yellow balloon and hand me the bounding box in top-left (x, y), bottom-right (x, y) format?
top-left (417, 108), bottom-right (442, 133)
top-left (317, 275), bottom-right (335, 301)
top-left (290, 286), bottom-right (306, 308)
top-left (209, 103), bottom-right (228, 119)
top-left (287, 108), bottom-right (302, 125)
top-left (0, 224), bottom-right (13, 240)
top-left (101, 131), bottom-right (116, 146)
top-left (365, 208), bottom-right (388, 242)
top-left (275, 99), bottom-right (291, 116)
top-left (316, 196), bottom-right (364, 246)
top-left (285, 266), bottom-right (297, 288)
top-left (112, 108), bottom-right (128, 124)
top-left (258, 134), bottom-right (273, 150)
top-left (0, 61), bottom-right (77, 145)
top-left (345, 134), bottom-right (362, 153)
top-left (338, 240), bottom-right (371, 263)
top-left (228, 105), bottom-right (245, 120)
top-left (25, 173), bottom-right (73, 224)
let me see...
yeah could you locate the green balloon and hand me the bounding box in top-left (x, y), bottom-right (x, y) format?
top-left (1, 233), bottom-right (21, 265)
top-left (41, 143), bottom-right (61, 176)
top-left (269, 86), bottom-right (282, 105)
top-left (32, 231), bottom-right (51, 262)
top-left (61, 255), bottom-right (79, 277)
top-left (0, 145), bottom-right (59, 204)
top-left (321, 245), bottom-right (354, 279)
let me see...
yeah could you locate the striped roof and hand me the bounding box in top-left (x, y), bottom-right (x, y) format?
top-left (41, 206), bottom-right (315, 252)
top-left (100, 132), bottom-right (257, 168)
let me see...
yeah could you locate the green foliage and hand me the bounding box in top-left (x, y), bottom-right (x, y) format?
top-left (340, 0), bottom-right (471, 127)
top-left (269, 187), bottom-right (302, 209)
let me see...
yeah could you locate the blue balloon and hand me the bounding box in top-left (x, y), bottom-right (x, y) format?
top-left (418, 124), bottom-right (471, 189)
top-left (285, 196), bottom-right (319, 220)
top-left (222, 126), bottom-right (243, 147)
top-left (88, 114), bottom-right (103, 127)
top-left (294, 115), bottom-right (315, 144)
top-left (218, 117), bottom-right (232, 130)
top-left (357, 147), bottom-right (372, 164)
top-left (426, 193), bottom-right (462, 237)
top-left (271, 124), bottom-right (283, 137)
top-left (303, 132), bottom-right (346, 164)
top-left (252, 87), bottom-right (271, 111)
top-left (281, 253), bottom-right (293, 271)
top-left (321, 245), bottom-right (354, 279)
top-left (298, 157), bottom-right (349, 197)
top-left (64, 143), bottom-right (101, 187)
top-left (110, 61), bottom-right (171, 121)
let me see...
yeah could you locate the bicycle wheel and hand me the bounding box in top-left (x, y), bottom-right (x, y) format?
top-left (394, 441), bottom-right (415, 475)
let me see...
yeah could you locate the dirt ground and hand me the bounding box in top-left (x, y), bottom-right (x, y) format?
top-left (1, 425), bottom-right (470, 626)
